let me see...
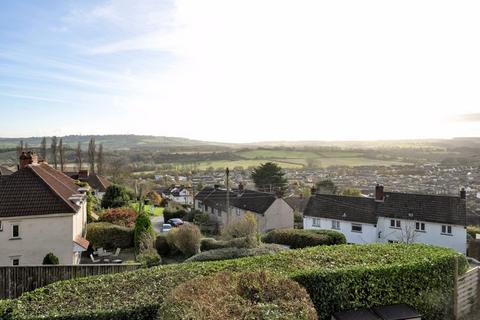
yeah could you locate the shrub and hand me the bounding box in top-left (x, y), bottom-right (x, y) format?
top-left (157, 271), bottom-right (317, 320)
top-left (222, 213), bottom-right (257, 242)
top-left (170, 224), bottom-right (202, 257)
top-left (163, 208), bottom-right (188, 221)
top-left (101, 185), bottom-right (131, 209)
top-left (86, 222), bottom-right (134, 249)
top-left (100, 207), bottom-right (138, 227)
top-left (137, 249), bottom-right (162, 268)
top-left (134, 214), bottom-right (155, 253)
top-left (186, 244), bottom-right (285, 262)
top-left (137, 232), bottom-right (155, 253)
top-left (262, 229), bottom-right (346, 249)
top-left (200, 237), bottom-right (257, 251)
top-left (155, 234), bottom-right (171, 256)
top-left (294, 211), bottom-right (303, 224)
top-left (146, 191), bottom-right (163, 206)
top-left (2, 244), bottom-right (467, 320)
top-left (467, 225), bottom-right (480, 238)
top-left (42, 252), bottom-right (59, 265)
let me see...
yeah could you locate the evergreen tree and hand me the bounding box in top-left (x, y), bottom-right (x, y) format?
top-left (40, 137), bottom-right (47, 161)
top-left (251, 162), bottom-right (288, 196)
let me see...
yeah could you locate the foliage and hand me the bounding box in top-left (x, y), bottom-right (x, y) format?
top-left (101, 184), bottom-right (131, 209)
top-left (155, 234), bottom-right (171, 256)
top-left (74, 181), bottom-right (97, 221)
top-left (221, 213), bottom-right (257, 246)
top-left (294, 211), bottom-right (303, 224)
top-left (262, 229), bottom-right (346, 249)
top-left (137, 231), bottom-right (156, 253)
top-left (100, 207), bottom-right (138, 227)
top-left (200, 237), bottom-right (255, 251)
top-left (157, 271), bottom-right (317, 320)
top-left (467, 225), bottom-right (480, 238)
top-left (341, 187), bottom-right (362, 197)
top-left (2, 244), bottom-right (466, 320)
top-left (146, 191), bottom-right (163, 206)
top-left (251, 162), bottom-right (288, 196)
top-left (134, 214), bottom-right (155, 253)
top-left (163, 208), bottom-right (188, 221)
top-left (316, 180), bottom-right (337, 194)
top-left (169, 224), bottom-right (202, 257)
top-left (185, 244), bottom-right (285, 262)
top-left (137, 249), bottom-right (162, 268)
top-left (42, 252), bottom-right (59, 265)
top-left (86, 222), bottom-right (134, 249)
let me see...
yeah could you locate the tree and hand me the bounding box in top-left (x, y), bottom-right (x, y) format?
top-left (251, 162), bottom-right (287, 196)
top-left (341, 187), bottom-right (362, 197)
top-left (42, 252), bottom-right (59, 265)
top-left (97, 143), bottom-right (104, 175)
top-left (51, 136), bottom-right (58, 169)
top-left (88, 137), bottom-right (96, 173)
top-left (76, 142), bottom-right (82, 171)
top-left (59, 138), bottom-right (65, 172)
top-left (40, 137), bottom-right (47, 161)
top-left (316, 180), bottom-right (337, 195)
top-left (16, 140), bottom-right (24, 159)
top-left (101, 184), bottom-right (131, 208)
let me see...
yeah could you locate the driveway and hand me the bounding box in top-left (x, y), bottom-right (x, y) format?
top-left (150, 215), bottom-right (165, 234)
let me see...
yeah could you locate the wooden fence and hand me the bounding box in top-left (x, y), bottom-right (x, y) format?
top-left (0, 264), bottom-right (141, 299)
top-left (455, 266), bottom-right (480, 319)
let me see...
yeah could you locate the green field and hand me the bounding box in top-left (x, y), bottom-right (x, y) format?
top-left (131, 203), bottom-right (164, 217)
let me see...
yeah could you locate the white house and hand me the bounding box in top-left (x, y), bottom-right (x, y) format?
top-left (194, 185), bottom-right (294, 233)
top-left (304, 185), bottom-right (467, 253)
top-left (0, 152), bottom-right (89, 266)
top-left (157, 185), bottom-right (192, 205)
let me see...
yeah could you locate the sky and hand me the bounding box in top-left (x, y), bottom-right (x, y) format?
top-left (1, 0), bottom-right (480, 143)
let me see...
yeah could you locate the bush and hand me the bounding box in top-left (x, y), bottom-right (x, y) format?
top-left (146, 191), bottom-right (163, 206)
top-left (42, 253), bottom-right (59, 265)
top-left (262, 229), bottom-right (346, 249)
top-left (163, 208), bottom-right (188, 221)
top-left (200, 237), bottom-right (257, 251)
top-left (137, 249), bottom-right (162, 268)
top-left (170, 224), bottom-right (202, 257)
top-left (222, 213), bottom-right (257, 242)
top-left (294, 211), bottom-right (303, 224)
top-left (86, 222), bottom-right (134, 249)
top-left (134, 214), bottom-right (155, 253)
top-left (467, 225), bottom-right (480, 238)
top-left (101, 185), bottom-right (131, 209)
top-left (100, 207), bottom-right (138, 227)
top-left (2, 244), bottom-right (467, 320)
top-left (155, 234), bottom-right (171, 256)
top-left (157, 271), bottom-right (317, 320)
top-left (186, 244), bottom-right (285, 262)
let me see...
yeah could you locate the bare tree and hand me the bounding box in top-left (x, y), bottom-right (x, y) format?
top-left (16, 140), bottom-right (24, 159)
top-left (97, 143), bottom-right (104, 175)
top-left (76, 142), bottom-right (82, 171)
top-left (40, 137), bottom-right (47, 161)
top-left (396, 221), bottom-right (419, 244)
top-left (59, 138), bottom-right (65, 172)
top-left (88, 138), bottom-right (96, 173)
top-left (51, 136), bottom-right (58, 169)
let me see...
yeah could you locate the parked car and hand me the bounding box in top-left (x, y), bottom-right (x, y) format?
top-left (167, 218), bottom-right (184, 227)
top-left (161, 224), bottom-right (172, 233)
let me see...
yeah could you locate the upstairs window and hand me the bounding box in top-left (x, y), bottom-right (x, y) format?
top-left (415, 222), bottom-right (426, 232)
top-left (441, 225), bottom-right (452, 235)
top-left (390, 219), bottom-right (401, 228)
top-left (312, 218), bottom-right (321, 227)
top-left (12, 225), bottom-right (19, 238)
top-left (351, 223), bottom-right (362, 233)
top-left (331, 220), bottom-right (340, 230)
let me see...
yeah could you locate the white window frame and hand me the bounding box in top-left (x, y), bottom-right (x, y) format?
top-left (331, 220), bottom-right (340, 230)
top-left (312, 218), bottom-right (321, 227)
top-left (441, 225), bottom-right (452, 235)
top-left (415, 221), bottom-right (426, 232)
top-left (351, 223), bottom-right (363, 233)
top-left (390, 219), bottom-right (401, 229)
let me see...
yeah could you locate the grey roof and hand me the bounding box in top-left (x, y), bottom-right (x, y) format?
top-left (304, 191), bottom-right (467, 226)
top-left (284, 196), bottom-right (309, 212)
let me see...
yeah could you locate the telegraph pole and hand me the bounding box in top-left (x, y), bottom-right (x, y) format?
top-left (226, 167), bottom-right (230, 226)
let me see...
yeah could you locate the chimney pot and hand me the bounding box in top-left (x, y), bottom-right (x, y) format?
top-left (460, 188), bottom-right (466, 200)
top-left (375, 184), bottom-right (384, 202)
top-left (19, 151), bottom-right (38, 169)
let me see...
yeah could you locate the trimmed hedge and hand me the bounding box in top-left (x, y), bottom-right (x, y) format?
top-left (86, 222), bottom-right (134, 249)
top-left (200, 237), bottom-right (256, 251)
top-left (1, 244), bottom-right (467, 320)
top-left (163, 209), bottom-right (188, 222)
top-left (134, 214), bottom-right (155, 253)
top-left (185, 244), bottom-right (286, 262)
top-left (262, 229), bottom-right (346, 248)
top-left (137, 249), bottom-right (162, 268)
top-left (467, 225), bottom-right (480, 238)
top-left (155, 234), bottom-right (171, 256)
top-left (157, 271), bottom-right (317, 319)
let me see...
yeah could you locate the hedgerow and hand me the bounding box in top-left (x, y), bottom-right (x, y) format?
top-left (86, 222), bottom-right (134, 249)
top-left (262, 229), bottom-right (346, 248)
top-left (467, 225), bottom-right (480, 238)
top-left (1, 244), bottom-right (467, 320)
top-left (200, 236), bottom-right (256, 251)
top-left (185, 244), bottom-right (285, 262)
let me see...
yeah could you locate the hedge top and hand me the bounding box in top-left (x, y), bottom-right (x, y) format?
top-left (4, 244), bottom-right (467, 319)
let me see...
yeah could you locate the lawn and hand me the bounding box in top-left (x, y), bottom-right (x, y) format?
top-left (131, 203), bottom-right (164, 216)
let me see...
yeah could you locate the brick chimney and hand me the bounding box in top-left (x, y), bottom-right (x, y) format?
top-left (375, 184), bottom-right (384, 202)
top-left (19, 151), bottom-right (38, 169)
top-left (460, 188), bottom-right (466, 200)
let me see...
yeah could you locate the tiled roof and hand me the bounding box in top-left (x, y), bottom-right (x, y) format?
top-left (195, 187), bottom-right (215, 201)
top-left (304, 191), bottom-right (467, 226)
top-left (0, 164), bottom-right (81, 218)
top-left (73, 235), bottom-right (90, 250)
top-left (285, 196), bottom-right (309, 212)
top-left (87, 174), bottom-right (111, 192)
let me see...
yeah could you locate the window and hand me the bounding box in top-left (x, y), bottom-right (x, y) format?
top-left (441, 225), bottom-right (452, 235)
top-left (351, 223), bottom-right (362, 233)
top-left (390, 219), bottom-right (401, 228)
top-left (415, 222), bottom-right (426, 232)
top-left (12, 225), bottom-right (19, 238)
top-left (0, 220), bottom-right (2, 231)
top-left (12, 259), bottom-right (19, 266)
top-left (388, 240), bottom-right (400, 244)
top-left (331, 220), bottom-right (340, 230)
top-left (312, 218), bottom-right (321, 227)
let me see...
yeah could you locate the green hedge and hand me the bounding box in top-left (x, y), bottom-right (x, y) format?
top-left (163, 209), bottom-right (188, 222)
top-left (467, 225), bottom-right (480, 238)
top-left (86, 222), bottom-right (134, 249)
top-left (262, 229), bottom-right (346, 248)
top-left (1, 244), bottom-right (467, 320)
top-left (200, 237), bottom-right (255, 251)
top-left (185, 244), bottom-right (285, 262)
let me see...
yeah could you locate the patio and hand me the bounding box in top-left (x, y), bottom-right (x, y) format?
top-left (81, 248), bottom-right (136, 264)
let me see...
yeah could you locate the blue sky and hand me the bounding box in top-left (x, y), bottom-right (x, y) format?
top-left (1, 1), bottom-right (480, 142)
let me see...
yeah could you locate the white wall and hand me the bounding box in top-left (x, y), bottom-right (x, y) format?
top-left (262, 198), bottom-right (294, 232)
top-left (304, 216), bottom-right (377, 244)
top-left (377, 217), bottom-right (467, 253)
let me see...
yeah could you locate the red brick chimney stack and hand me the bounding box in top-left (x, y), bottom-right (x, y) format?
top-left (375, 184), bottom-right (384, 202)
top-left (19, 151), bottom-right (38, 169)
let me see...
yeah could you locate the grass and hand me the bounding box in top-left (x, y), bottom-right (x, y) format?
top-left (131, 203), bottom-right (164, 217)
